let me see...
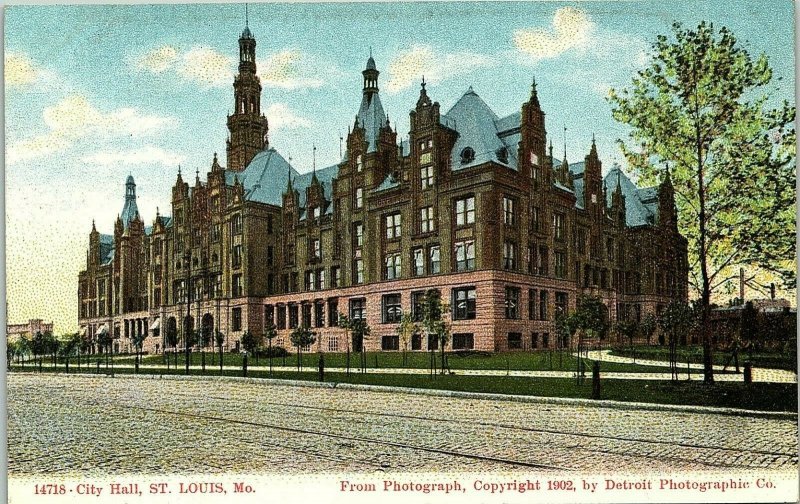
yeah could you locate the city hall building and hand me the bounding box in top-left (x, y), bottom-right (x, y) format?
top-left (77, 24), bottom-right (688, 355)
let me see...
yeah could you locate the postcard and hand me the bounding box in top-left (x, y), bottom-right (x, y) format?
top-left (5, 1), bottom-right (797, 503)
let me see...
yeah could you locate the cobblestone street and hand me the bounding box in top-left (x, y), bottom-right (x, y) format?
top-left (7, 373), bottom-right (797, 476)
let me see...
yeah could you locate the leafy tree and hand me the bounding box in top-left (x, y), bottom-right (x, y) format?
top-left (555, 312), bottom-right (578, 369)
top-left (339, 314), bottom-right (371, 373)
top-left (659, 301), bottom-right (696, 381)
top-left (215, 330), bottom-right (225, 372)
top-left (571, 296), bottom-right (609, 381)
top-left (264, 323), bottom-right (277, 376)
top-left (609, 22), bottom-right (796, 382)
top-left (289, 325), bottom-right (316, 371)
top-left (640, 314), bottom-right (658, 346)
top-left (59, 332), bottom-right (81, 371)
top-left (96, 329), bottom-right (113, 368)
top-left (616, 319), bottom-right (638, 351)
top-left (421, 289), bottom-right (450, 375)
top-left (132, 330), bottom-right (146, 373)
top-left (241, 330), bottom-right (257, 356)
top-left (396, 312), bottom-right (417, 367)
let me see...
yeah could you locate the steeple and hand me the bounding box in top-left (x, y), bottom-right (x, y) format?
top-left (227, 11), bottom-right (269, 172)
top-left (120, 175), bottom-right (140, 230)
top-left (530, 76), bottom-right (540, 108)
top-left (362, 53), bottom-right (379, 99)
top-left (416, 77), bottom-right (432, 108)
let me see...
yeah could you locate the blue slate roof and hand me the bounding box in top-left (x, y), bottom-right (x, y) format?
top-left (375, 173), bottom-right (401, 192)
top-left (294, 164), bottom-right (339, 209)
top-left (227, 148), bottom-right (299, 206)
top-left (443, 87), bottom-right (520, 172)
top-left (99, 234), bottom-right (114, 265)
top-left (356, 92), bottom-right (387, 153)
top-left (603, 164), bottom-right (658, 227)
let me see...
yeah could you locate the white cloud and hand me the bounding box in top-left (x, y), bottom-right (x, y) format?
top-left (177, 47), bottom-right (234, 88)
top-left (5, 53), bottom-right (39, 87)
top-left (134, 45), bottom-right (179, 74)
top-left (82, 146), bottom-right (186, 167)
top-left (514, 7), bottom-right (594, 61)
top-left (386, 44), bottom-right (496, 93)
top-left (258, 49), bottom-right (324, 90)
top-left (133, 45), bottom-right (234, 88)
top-left (265, 103), bottom-right (312, 130)
top-left (7, 95), bottom-right (177, 166)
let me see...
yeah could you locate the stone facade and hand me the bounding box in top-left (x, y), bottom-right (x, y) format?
top-left (7, 319), bottom-right (54, 344)
top-left (77, 24), bottom-right (688, 355)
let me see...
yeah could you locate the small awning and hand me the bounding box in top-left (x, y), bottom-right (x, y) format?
top-left (96, 324), bottom-right (108, 334)
top-left (150, 318), bottom-right (161, 331)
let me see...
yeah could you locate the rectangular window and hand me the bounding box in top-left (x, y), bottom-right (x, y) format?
top-left (317, 269), bottom-right (326, 290)
top-left (505, 287), bottom-right (520, 319)
top-left (542, 333), bottom-right (550, 348)
top-left (331, 266), bottom-right (341, 288)
top-left (411, 291), bottom-right (426, 322)
top-left (420, 206), bottom-right (434, 233)
top-left (267, 246), bottom-right (274, 266)
top-left (211, 224), bottom-right (221, 243)
top-left (232, 244), bottom-right (243, 269)
top-left (385, 213), bottom-right (402, 239)
top-left (328, 299), bottom-right (338, 327)
top-left (232, 308), bottom-right (242, 331)
top-left (528, 289), bottom-right (537, 320)
top-left (302, 303), bottom-right (312, 328)
top-left (428, 334), bottom-right (439, 351)
top-left (265, 304), bottom-right (274, 326)
top-left (385, 253), bottom-right (402, 280)
top-left (455, 240), bottom-right (475, 271)
top-left (277, 305), bottom-right (286, 330)
top-left (382, 294), bottom-right (402, 324)
top-left (412, 248), bottom-right (424, 276)
top-left (355, 187), bottom-right (363, 209)
top-left (503, 241), bottom-right (517, 270)
top-left (539, 291), bottom-right (549, 321)
top-left (381, 335), bottom-right (400, 350)
top-left (353, 222), bottom-right (363, 247)
top-left (553, 212), bottom-right (566, 241)
top-left (503, 196), bottom-right (515, 226)
top-left (353, 259), bottom-right (364, 284)
top-left (231, 213), bottom-right (243, 235)
top-left (507, 332), bottom-right (522, 350)
top-left (532, 332), bottom-right (539, 349)
top-left (455, 196), bottom-right (475, 226)
top-left (327, 334), bottom-right (339, 352)
top-left (452, 333), bottom-right (474, 350)
top-left (349, 298), bottom-right (366, 320)
top-left (577, 228), bottom-right (587, 254)
top-left (232, 274), bottom-right (243, 297)
top-left (537, 246), bottom-right (549, 275)
top-left (311, 239), bottom-right (321, 259)
top-left (532, 206), bottom-right (541, 232)
top-left (267, 215), bottom-right (273, 234)
top-left (288, 304), bottom-right (299, 329)
top-left (554, 251), bottom-right (567, 279)
top-left (607, 237), bottom-right (615, 262)
top-left (412, 334), bottom-right (422, 350)
top-left (555, 292), bottom-right (569, 319)
top-left (453, 287), bottom-right (477, 320)
top-left (305, 271), bottom-right (315, 291)
top-left (429, 245), bottom-right (441, 274)
top-left (420, 166), bottom-right (434, 189)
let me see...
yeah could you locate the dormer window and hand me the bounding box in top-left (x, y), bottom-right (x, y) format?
top-left (496, 147), bottom-right (508, 164)
top-left (460, 147), bottom-right (475, 165)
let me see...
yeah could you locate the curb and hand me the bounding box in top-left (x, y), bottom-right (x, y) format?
top-left (21, 371), bottom-right (798, 421)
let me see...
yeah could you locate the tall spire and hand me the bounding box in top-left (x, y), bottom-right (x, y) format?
top-left (363, 52), bottom-right (379, 97)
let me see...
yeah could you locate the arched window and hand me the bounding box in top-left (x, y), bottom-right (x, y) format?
top-left (460, 147), bottom-right (475, 165)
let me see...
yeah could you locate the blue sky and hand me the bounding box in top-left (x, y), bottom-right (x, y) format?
top-left (5, 1), bottom-right (795, 332)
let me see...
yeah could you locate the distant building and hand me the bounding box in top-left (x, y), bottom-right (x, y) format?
top-left (78, 23), bottom-right (688, 355)
top-left (7, 319), bottom-right (54, 343)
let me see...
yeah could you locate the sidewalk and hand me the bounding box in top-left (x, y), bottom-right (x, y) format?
top-left (582, 349), bottom-right (797, 384)
top-left (31, 358), bottom-right (796, 383)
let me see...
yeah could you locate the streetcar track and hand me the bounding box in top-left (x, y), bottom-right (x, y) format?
top-left (183, 392), bottom-right (796, 459)
top-left (96, 400), bottom-right (572, 472)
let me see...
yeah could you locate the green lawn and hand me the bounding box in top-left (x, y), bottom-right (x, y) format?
top-left (610, 345), bottom-right (797, 371)
top-left (127, 349), bottom-right (723, 374)
top-left (9, 366), bottom-right (793, 412)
